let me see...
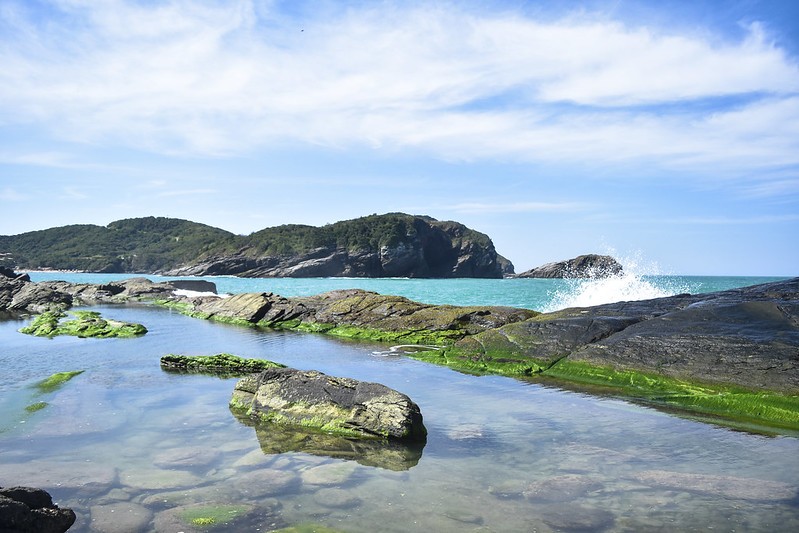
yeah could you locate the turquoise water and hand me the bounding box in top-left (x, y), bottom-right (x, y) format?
top-left (2, 273), bottom-right (797, 532)
top-left (25, 271), bottom-right (790, 311)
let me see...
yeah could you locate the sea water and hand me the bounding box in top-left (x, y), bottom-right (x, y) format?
top-left (1, 272), bottom-right (797, 532)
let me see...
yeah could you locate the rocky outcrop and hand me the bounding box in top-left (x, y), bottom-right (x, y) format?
top-left (516, 254), bottom-right (622, 278)
top-left (0, 486), bottom-right (76, 533)
top-left (186, 288), bottom-right (538, 344)
top-left (231, 367), bottom-right (427, 441)
top-left (160, 353), bottom-right (285, 376)
top-left (451, 277), bottom-right (799, 394)
top-left (165, 215), bottom-right (508, 278)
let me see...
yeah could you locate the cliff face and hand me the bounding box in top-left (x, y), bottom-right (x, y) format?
top-left (165, 216), bottom-right (507, 278)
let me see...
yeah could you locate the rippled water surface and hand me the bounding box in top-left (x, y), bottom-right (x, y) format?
top-left (2, 303), bottom-right (798, 532)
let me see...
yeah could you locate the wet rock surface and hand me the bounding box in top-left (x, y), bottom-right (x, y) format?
top-left (0, 486), bottom-right (76, 533)
top-left (231, 367), bottom-right (427, 441)
top-left (455, 277), bottom-right (799, 393)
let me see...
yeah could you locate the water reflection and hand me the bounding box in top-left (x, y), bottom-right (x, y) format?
top-left (232, 408), bottom-right (425, 471)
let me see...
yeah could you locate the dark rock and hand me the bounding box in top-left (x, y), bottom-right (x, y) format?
top-left (160, 353), bottom-right (285, 377)
top-left (455, 277), bottom-right (799, 394)
top-left (231, 367), bottom-right (427, 441)
top-left (167, 279), bottom-right (217, 294)
top-left (0, 486), bottom-right (76, 533)
top-left (517, 254), bottom-right (623, 278)
top-left (0, 267), bottom-right (29, 282)
top-left (165, 215), bottom-right (506, 279)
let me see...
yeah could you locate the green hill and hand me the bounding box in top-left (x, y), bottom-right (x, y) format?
top-left (0, 214), bottom-right (511, 278)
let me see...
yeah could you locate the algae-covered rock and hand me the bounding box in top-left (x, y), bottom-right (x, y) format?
top-left (32, 371), bottom-right (84, 393)
top-left (231, 367), bottom-right (427, 442)
top-left (160, 353), bottom-right (285, 377)
top-left (19, 310), bottom-right (147, 338)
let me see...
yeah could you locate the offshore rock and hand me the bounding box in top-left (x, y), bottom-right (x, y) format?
top-left (516, 254), bottom-right (623, 278)
top-left (231, 367), bottom-right (427, 441)
top-left (0, 486), bottom-right (76, 533)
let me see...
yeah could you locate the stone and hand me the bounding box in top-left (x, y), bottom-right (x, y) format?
top-left (523, 474), bottom-right (603, 502)
top-left (631, 470), bottom-right (798, 501)
top-left (0, 486), bottom-right (76, 533)
top-left (89, 502), bottom-right (152, 533)
top-left (152, 446), bottom-right (222, 470)
top-left (516, 254), bottom-right (623, 278)
top-left (232, 367), bottom-right (427, 441)
top-left (312, 488), bottom-right (362, 509)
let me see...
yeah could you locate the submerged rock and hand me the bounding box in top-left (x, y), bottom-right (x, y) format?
top-left (0, 486), bottom-right (76, 533)
top-left (231, 367), bottom-right (427, 441)
top-left (631, 470), bottom-right (798, 501)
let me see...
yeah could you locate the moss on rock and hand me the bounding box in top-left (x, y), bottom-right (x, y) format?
top-left (20, 310), bottom-right (147, 338)
top-left (32, 370), bottom-right (85, 393)
top-left (160, 353), bottom-right (285, 377)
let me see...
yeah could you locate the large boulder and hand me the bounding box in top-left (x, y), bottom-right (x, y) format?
top-left (0, 486), bottom-right (76, 533)
top-left (517, 254), bottom-right (623, 278)
top-left (231, 367), bottom-right (427, 441)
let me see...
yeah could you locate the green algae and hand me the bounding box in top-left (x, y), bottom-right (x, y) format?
top-left (24, 401), bottom-right (48, 413)
top-left (230, 401), bottom-right (369, 440)
top-left (180, 505), bottom-right (249, 528)
top-left (160, 353), bottom-right (285, 377)
top-left (408, 347), bottom-right (799, 432)
top-left (20, 310), bottom-right (147, 338)
top-left (32, 370), bottom-right (85, 393)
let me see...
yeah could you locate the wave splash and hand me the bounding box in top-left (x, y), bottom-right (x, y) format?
top-left (542, 252), bottom-right (689, 312)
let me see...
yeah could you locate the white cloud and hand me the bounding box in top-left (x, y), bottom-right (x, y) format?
top-left (0, 0), bottom-right (797, 184)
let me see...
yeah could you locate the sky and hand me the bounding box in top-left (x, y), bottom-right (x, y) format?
top-left (1, 0), bottom-right (798, 276)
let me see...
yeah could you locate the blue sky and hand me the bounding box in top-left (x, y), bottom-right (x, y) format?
top-left (1, 0), bottom-right (797, 276)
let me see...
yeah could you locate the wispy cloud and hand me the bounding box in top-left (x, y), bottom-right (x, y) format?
top-left (0, 0), bottom-right (797, 185)
top-left (156, 188), bottom-right (217, 198)
top-left (445, 201), bottom-right (590, 214)
top-left (0, 187), bottom-right (28, 201)
top-left (669, 214), bottom-right (799, 225)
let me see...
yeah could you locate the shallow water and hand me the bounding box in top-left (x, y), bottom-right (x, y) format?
top-left (2, 304), bottom-right (798, 532)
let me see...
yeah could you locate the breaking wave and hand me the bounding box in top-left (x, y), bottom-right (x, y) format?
top-left (542, 252), bottom-right (690, 312)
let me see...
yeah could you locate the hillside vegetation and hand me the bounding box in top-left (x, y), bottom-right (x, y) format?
top-left (0, 214), bottom-right (508, 278)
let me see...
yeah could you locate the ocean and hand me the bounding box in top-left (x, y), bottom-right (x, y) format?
top-left (1, 271), bottom-right (797, 532)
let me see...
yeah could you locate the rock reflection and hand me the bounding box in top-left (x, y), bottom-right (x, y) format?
top-left (231, 408), bottom-right (425, 471)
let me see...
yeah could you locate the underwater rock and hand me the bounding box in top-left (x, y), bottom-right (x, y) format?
top-left (312, 488), bottom-right (362, 509)
top-left (523, 474), bottom-right (603, 502)
top-left (0, 486), bottom-right (76, 533)
top-left (89, 502), bottom-right (152, 533)
top-left (152, 446), bottom-right (222, 470)
top-left (631, 470), bottom-right (798, 501)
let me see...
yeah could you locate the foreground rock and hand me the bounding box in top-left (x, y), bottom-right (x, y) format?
top-left (231, 367), bottom-right (427, 441)
top-left (516, 254), bottom-right (623, 278)
top-left (0, 486), bottom-right (76, 533)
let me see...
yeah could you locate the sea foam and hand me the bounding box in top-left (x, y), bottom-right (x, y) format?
top-left (542, 252), bottom-right (689, 312)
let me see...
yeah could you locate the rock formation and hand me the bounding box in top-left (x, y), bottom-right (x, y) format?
top-left (231, 367), bottom-right (427, 441)
top-left (0, 486), bottom-right (76, 533)
top-left (516, 254), bottom-right (622, 278)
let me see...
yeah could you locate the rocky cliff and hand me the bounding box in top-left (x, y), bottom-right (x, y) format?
top-left (164, 214), bottom-right (508, 278)
top-left (1, 214), bottom-right (510, 279)
top-left (516, 254), bottom-right (622, 278)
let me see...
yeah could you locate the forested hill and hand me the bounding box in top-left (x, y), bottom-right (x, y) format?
top-left (0, 214), bottom-right (514, 278)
